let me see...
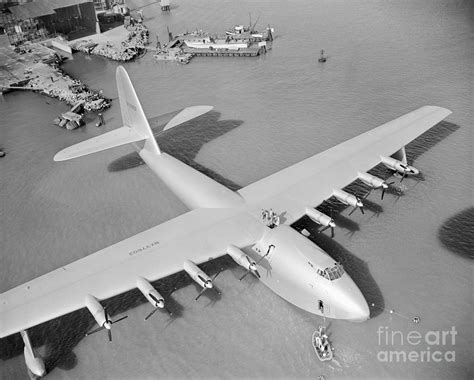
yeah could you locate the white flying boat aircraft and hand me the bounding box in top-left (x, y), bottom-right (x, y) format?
top-left (0, 66), bottom-right (451, 377)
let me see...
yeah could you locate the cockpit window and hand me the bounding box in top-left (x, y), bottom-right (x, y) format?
top-left (317, 262), bottom-right (344, 280)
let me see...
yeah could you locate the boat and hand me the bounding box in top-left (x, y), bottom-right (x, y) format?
top-left (154, 48), bottom-right (193, 64)
top-left (183, 30), bottom-right (249, 50)
top-left (225, 24), bottom-right (274, 42)
top-left (312, 326), bottom-right (333, 361)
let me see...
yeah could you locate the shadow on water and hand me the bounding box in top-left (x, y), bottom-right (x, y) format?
top-left (405, 120), bottom-right (460, 163)
top-left (438, 207), bottom-right (474, 260)
top-left (0, 256), bottom-right (238, 375)
top-left (107, 110), bottom-right (243, 191)
top-left (291, 217), bottom-right (385, 319)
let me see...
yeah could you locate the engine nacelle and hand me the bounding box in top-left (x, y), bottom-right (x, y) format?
top-left (85, 294), bottom-right (108, 328)
top-left (333, 189), bottom-right (362, 208)
top-left (380, 156), bottom-right (419, 175)
top-left (305, 207), bottom-right (335, 227)
top-left (137, 277), bottom-right (164, 308)
top-left (183, 260), bottom-right (212, 288)
top-left (358, 172), bottom-right (385, 189)
top-left (20, 330), bottom-right (46, 378)
top-left (227, 245), bottom-right (256, 270)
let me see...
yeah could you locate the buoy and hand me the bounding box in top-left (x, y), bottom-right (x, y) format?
top-left (318, 49), bottom-right (327, 63)
top-left (389, 309), bottom-right (394, 314)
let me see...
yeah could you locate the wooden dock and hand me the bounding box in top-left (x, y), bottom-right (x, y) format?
top-left (182, 46), bottom-right (265, 57)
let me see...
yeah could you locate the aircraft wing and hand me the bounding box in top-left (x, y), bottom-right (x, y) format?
top-left (238, 106), bottom-right (452, 223)
top-left (0, 208), bottom-right (264, 338)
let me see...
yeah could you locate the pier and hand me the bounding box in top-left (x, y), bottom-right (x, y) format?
top-left (0, 37), bottom-right (110, 112)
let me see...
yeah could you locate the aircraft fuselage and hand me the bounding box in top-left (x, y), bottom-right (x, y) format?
top-left (136, 146), bottom-right (370, 322)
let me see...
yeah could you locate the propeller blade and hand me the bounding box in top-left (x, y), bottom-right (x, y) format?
top-left (331, 226), bottom-right (335, 238)
top-left (349, 207), bottom-right (357, 216)
top-left (241, 249), bottom-right (272, 281)
top-left (319, 225), bottom-right (330, 234)
top-left (381, 187), bottom-right (386, 200)
top-left (164, 307), bottom-right (173, 316)
top-left (85, 326), bottom-right (105, 336)
top-left (239, 270), bottom-right (250, 281)
top-left (254, 269), bottom-right (261, 279)
top-left (400, 172), bottom-right (407, 183)
top-left (212, 269), bottom-right (223, 281)
top-left (145, 307), bottom-right (159, 321)
top-left (108, 329), bottom-right (112, 342)
top-left (112, 315), bottom-right (128, 324)
top-left (195, 287), bottom-right (207, 301)
top-left (360, 206), bottom-right (365, 215)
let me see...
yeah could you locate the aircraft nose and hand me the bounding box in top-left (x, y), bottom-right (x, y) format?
top-left (333, 277), bottom-right (370, 322)
top-left (347, 297), bottom-right (370, 322)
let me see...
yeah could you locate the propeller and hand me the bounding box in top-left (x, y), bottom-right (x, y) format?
top-left (195, 269), bottom-right (222, 301)
top-left (400, 171), bottom-right (407, 183)
top-left (318, 210), bottom-right (335, 238)
top-left (348, 197), bottom-right (364, 216)
top-left (381, 181), bottom-right (395, 200)
top-left (85, 308), bottom-right (128, 342)
top-left (144, 293), bottom-right (173, 321)
top-left (239, 246), bottom-right (274, 281)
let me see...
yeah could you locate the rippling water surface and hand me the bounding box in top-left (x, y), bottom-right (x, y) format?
top-left (1, 0), bottom-right (472, 379)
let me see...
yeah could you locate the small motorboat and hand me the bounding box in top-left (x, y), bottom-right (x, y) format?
top-left (312, 325), bottom-right (333, 361)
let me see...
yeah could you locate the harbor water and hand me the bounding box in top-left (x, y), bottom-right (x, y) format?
top-left (0, 0), bottom-right (472, 379)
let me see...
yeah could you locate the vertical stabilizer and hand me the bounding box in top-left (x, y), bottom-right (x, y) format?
top-left (116, 66), bottom-right (161, 155)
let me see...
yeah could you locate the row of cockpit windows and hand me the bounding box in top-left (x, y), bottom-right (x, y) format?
top-left (317, 262), bottom-right (345, 281)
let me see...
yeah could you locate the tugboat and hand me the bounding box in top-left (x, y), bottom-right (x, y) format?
top-left (312, 325), bottom-right (333, 361)
top-left (318, 49), bottom-right (327, 63)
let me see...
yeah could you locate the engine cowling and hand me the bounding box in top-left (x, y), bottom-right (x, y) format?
top-left (20, 330), bottom-right (46, 378)
top-left (183, 260), bottom-right (212, 288)
top-left (333, 189), bottom-right (362, 208)
top-left (227, 245), bottom-right (256, 270)
top-left (358, 172), bottom-right (385, 188)
top-left (305, 207), bottom-right (335, 227)
top-left (137, 277), bottom-right (164, 308)
top-left (380, 156), bottom-right (419, 175)
top-left (85, 294), bottom-right (108, 327)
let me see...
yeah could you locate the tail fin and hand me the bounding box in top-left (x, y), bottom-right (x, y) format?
top-left (116, 66), bottom-right (160, 155)
top-left (54, 66), bottom-right (160, 161)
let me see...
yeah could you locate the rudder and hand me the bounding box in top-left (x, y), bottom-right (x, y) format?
top-left (116, 66), bottom-right (161, 155)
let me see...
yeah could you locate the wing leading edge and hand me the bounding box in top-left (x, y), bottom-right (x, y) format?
top-left (238, 106), bottom-right (451, 223)
top-left (0, 209), bottom-right (264, 338)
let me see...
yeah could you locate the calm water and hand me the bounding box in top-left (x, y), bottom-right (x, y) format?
top-left (1, 0), bottom-right (472, 379)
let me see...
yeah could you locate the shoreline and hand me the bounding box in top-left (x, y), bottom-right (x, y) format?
top-left (0, 37), bottom-right (110, 113)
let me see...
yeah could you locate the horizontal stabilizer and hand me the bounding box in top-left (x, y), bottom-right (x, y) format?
top-left (163, 106), bottom-right (213, 131)
top-left (54, 126), bottom-right (146, 161)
